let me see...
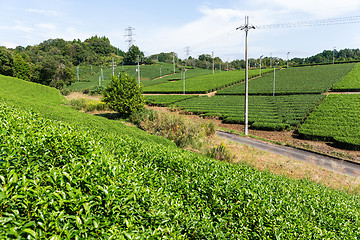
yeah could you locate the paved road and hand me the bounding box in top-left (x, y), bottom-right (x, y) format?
top-left (217, 130), bottom-right (360, 177)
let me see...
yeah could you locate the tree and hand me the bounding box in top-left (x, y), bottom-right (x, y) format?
top-left (33, 56), bottom-right (75, 89)
top-left (102, 73), bottom-right (144, 116)
top-left (0, 47), bottom-right (14, 76)
top-left (123, 45), bottom-right (144, 65)
top-left (13, 54), bottom-right (31, 81)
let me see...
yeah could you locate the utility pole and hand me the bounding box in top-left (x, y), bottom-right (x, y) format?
top-left (76, 66), bottom-right (79, 81)
top-left (101, 67), bottom-right (104, 82)
top-left (182, 63), bottom-right (186, 94)
top-left (259, 55), bottom-right (263, 76)
top-left (270, 53), bottom-right (272, 68)
top-left (172, 53), bottom-right (175, 74)
top-left (212, 51), bottom-right (215, 74)
top-left (110, 57), bottom-right (116, 76)
top-left (220, 61), bottom-right (221, 72)
top-left (333, 46), bottom-right (336, 64)
top-left (287, 52), bottom-right (290, 68)
top-left (99, 76), bottom-right (101, 86)
top-left (237, 16), bottom-right (255, 135)
top-left (273, 62), bottom-right (278, 96)
top-left (90, 65), bottom-right (93, 75)
top-left (137, 55), bottom-right (140, 86)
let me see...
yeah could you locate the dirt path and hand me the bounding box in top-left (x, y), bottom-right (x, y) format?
top-left (217, 130), bottom-right (360, 177)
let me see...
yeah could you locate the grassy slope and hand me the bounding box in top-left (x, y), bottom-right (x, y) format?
top-left (1, 75), bottom-right (360, 238)
top-left (0, 75), bottom-right (172, 146)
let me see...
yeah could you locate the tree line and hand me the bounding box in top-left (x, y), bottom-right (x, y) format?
top-left (0, 36), bottom-right (148, 89)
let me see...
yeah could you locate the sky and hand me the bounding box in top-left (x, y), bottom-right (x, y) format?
top-left (1, 0), bottom-right (360, 61)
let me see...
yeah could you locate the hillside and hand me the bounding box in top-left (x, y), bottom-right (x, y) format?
top-left (1, 75), bottom-right (360, 238)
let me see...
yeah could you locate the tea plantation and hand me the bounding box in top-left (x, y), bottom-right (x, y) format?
top-left (332, 63), bottom-right (360, 91)
top-left (143, 68), bottom-right (273, 94)
top-left (299, 94), bottom-right (360, 148)
top-left (217, 63), bottom-right (354, 95)
top-left (171, 95), bottom-right (324, 130)
top-left (1, 74), bottom-right (360, 238)
top-left (67, 63), bottom-right (176, 91)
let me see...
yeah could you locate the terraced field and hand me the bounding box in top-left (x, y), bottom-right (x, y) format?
top-left (143, 68), bottom-right (273, 94)
top-left (217, 63), bottom-right (355, 95)
top-left (332, 63), bottom-right (360, 91)
top-left (67, 63), bottom-right (175, 91)
top-left (171, 95), bottom-right (324, 130)
top-left (298, 94), bottom-right (360, 148)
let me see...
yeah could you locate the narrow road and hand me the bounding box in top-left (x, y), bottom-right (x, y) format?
top-left (217, 130), bottom-right (360, 177)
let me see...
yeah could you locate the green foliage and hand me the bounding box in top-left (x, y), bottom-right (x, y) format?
top-left (33, 56), bottom-right (75, 89)
top-left (217, 64), bottom-right (355, 95)
top-left (0, 46), bottom-right (14, 76)
top-left (13, 54), bottom-right (31, 81)
top-left (102, 73), bottom-right (145, 116)
top-left (171, 95), bottom-right (324, 130)
top-left (123, 45), bottom-right (144, 65)
top-left (298, 94), bottom-right (360, 148)
top-left (332, 63), bottom-right (360, 91)
top-left (143, 69), bottom-right (273, 94)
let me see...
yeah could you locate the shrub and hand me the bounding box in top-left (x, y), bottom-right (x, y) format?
top-left (131, 108), bottom-right (217, 148)
top-left (207, 142), bottom-right (234, 162)
top-left (102, 73), bottom-right (144, 116)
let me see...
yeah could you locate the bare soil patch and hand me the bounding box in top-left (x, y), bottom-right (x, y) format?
top-left (65, 92), bottom-right (102, 101)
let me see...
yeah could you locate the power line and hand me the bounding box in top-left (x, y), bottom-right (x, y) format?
top-left (256, 15), bottom-right (360, 29)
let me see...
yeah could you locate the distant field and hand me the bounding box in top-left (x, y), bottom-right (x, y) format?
top-left (298, 94), bottom-right (360, 148)
top-left (67, 63), bottom-right (176, 91)
top-left (217, 63), bottom-right (355, 95)
top-left (141, 68), bottom-right (212, 88)
top-left (332, 63), bottom-right (360, 91)
top-left (171, 94), bottom-right (324, 130)
top-left (144, 95), bottom-right (198, 106)
top-left (143, 68), bottom-right (273, 94)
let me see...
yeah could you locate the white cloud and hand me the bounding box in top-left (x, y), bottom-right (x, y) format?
top-left (36, 23), bottom-right (57, 31)
top-left (26, 8), bottom-right (60, 17)
top-left (143, 6), bottom-right (284, 59)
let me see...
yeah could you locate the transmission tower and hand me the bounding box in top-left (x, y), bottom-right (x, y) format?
top-left (184, 46), bottom-right (190, 59)
top-left (124, 27), bottom-right (135, 50)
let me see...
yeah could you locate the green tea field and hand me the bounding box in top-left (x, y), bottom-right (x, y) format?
top-left (1, 74), bottom-right (360, 238)
top-left (143, 68), bottom-right (273, 94)
top-left (217, 63), bottom-right (355, 95)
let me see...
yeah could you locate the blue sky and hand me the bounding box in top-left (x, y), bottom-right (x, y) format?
top-left (1, 0), bottom-right (360, 60)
